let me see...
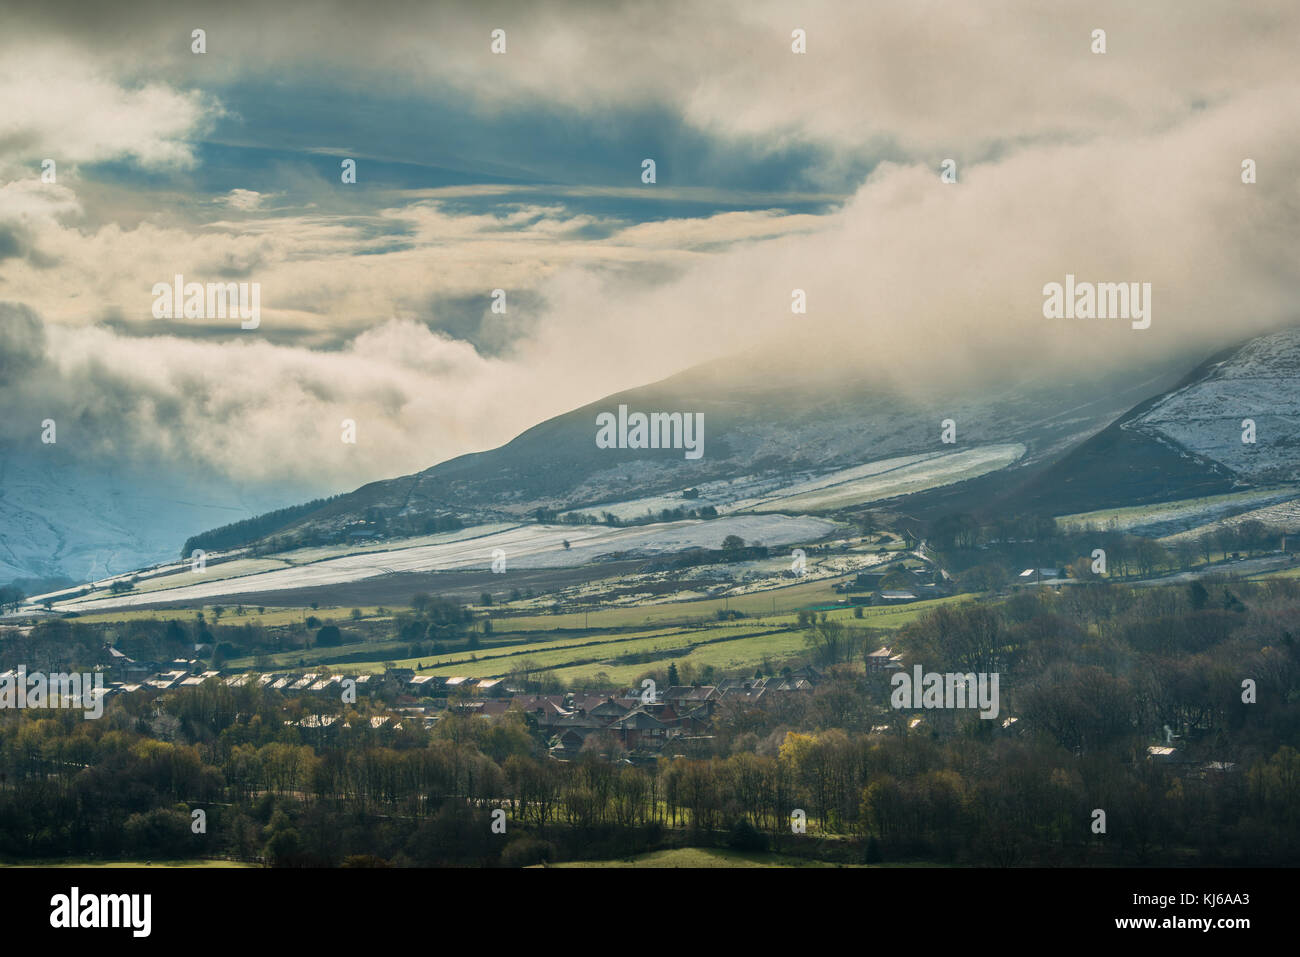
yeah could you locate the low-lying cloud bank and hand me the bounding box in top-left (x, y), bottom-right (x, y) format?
top-left (1, 2), bottom-right (1296, 493)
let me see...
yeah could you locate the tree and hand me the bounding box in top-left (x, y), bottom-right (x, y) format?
top-left (667, 662), bottom-right (680, 685)
top-left (929, 512), bottom-right (981, 551)
top-left (721, 535), bottom-right (745, 551)
top-left (479, 592), bottom-right (493, 606)
top-left (728, 817), bottom-right (769, 852)
top-left (0, 585), bottom-right (24, 612)
top-left (1174, 539), bottom-right (1200, 570)
top-left (1133, 538), bottom-right (1169, 578)
top-left (901, 603), bottom-right (1003, 674)
top-left (350, 608), bottom-right (363, 620)
top-left (1067, 556), bottom-right (1097, 582)
top-left (803, 619), bottom-right (860, 666)
top-left (1238, 520), bottom-right (1271, 556)
top-left (264, 811), bottom-right (304, 867)
top-left (961, 562), bottom-right (1012, 592)
top-left (315, 625), bottom-right (342, 647)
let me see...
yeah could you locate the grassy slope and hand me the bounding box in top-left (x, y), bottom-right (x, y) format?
top-left (0, 859), bottom-right (256, 868)
top-left (540, 847), bottom-right (861, 868)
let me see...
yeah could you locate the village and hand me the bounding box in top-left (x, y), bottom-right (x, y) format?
top-left (79, 646), bottom-right (835, 762)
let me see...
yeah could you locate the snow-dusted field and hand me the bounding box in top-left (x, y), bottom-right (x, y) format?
top-left (737, 444), bottom-right (1025, 512)
top-left (49, 515), bottom-right (841, 611)
top-left (559, 472), bottom-right (820, 523)
top-left (564, 446), bottom-right (1024, 520)
top-left (1160, 497), bottom-right (1300, 543)
top-left (1057, 486), bottom-right (1300, 536)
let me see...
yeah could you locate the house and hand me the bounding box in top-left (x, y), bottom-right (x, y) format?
top-left (588, 696), bottom-right (639, 720)
top-left (408, 675), bottom-right (437, 694)
top-left (1201, 761), bottom-right (1238, 776)
top-left (788, 666), bottom-right (822, 684)
top-left (475, 677), bottom-right (507, 697)
top-left (663, 686), bottom-right (719, 713)
top-left (1146, 745), bottom-right (1181, 764)
top-left (720, 684), bottom-right (766, 704)
top-left (866, 646), bottom-right (902, 672)
top-left (877, 590), bottom-right (918, 604)
top-left (607, 707), bottom-right (671, 750)
top-left (553, 710), bottom-right (608, 732)
top-left (511, 695), bottom-right (571, 728)
top-left (105, 645), bottom-right (135, 677)
top-left (768, 676), bottom-right (816, 691)
top-left (565, 692), bottom-right (603, 710)
top-left (123, 660), bottom-right (158, 682)
top-left (845, 571), bottom-right (886, 592)
top-left (1018, 568), bottom-right (1061, 583)
top-left (179, 670), bottom-right (220, 687)
top-left (549, 728), bottom-right (589, 759)
top-left (671, 704), bottom-right (714, 734)
top-left (146, 670), bottom-right (188, 690)
top-left (452, 699), bottom-right (512, 718)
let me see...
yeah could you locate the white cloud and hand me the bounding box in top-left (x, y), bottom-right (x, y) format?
top-left (220, 188), bottom-right (266, 210)
top-left (0, 47), bottom-right (217, 173)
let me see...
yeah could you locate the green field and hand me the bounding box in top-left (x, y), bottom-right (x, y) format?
top-left (70, 605), bottom-right (392, 629)
top-left (255, 594), bottom-right (964, 681)
top-left (541, 847), bottom-right (862, 868)
top-left (71, 573), bottom-right (967, 685)
top-left (0, 859), bottom-right (255, 868)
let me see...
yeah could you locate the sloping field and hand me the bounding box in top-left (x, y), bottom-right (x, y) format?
top-left (544, 848), bottom-right (861, 867)
top-left (45, 515), bottom-right (840, 612)
top-left (334, 595), bottom-right (965, 679)
top-left (1159, 497), bottom-right (1300, 543)
top-left (738, 445), bottom-right (1025, 513)
top-left (1057, 486), bottom-right (1300, 537)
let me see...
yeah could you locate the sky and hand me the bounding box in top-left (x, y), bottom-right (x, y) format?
top-left (1, 0), bottom-right (1297, 499)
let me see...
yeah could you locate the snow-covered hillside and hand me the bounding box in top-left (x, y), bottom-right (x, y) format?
top-left (0, 449), bottom-right (306, 583)
top-left (1128, 328), bottom-right (1300, 481)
